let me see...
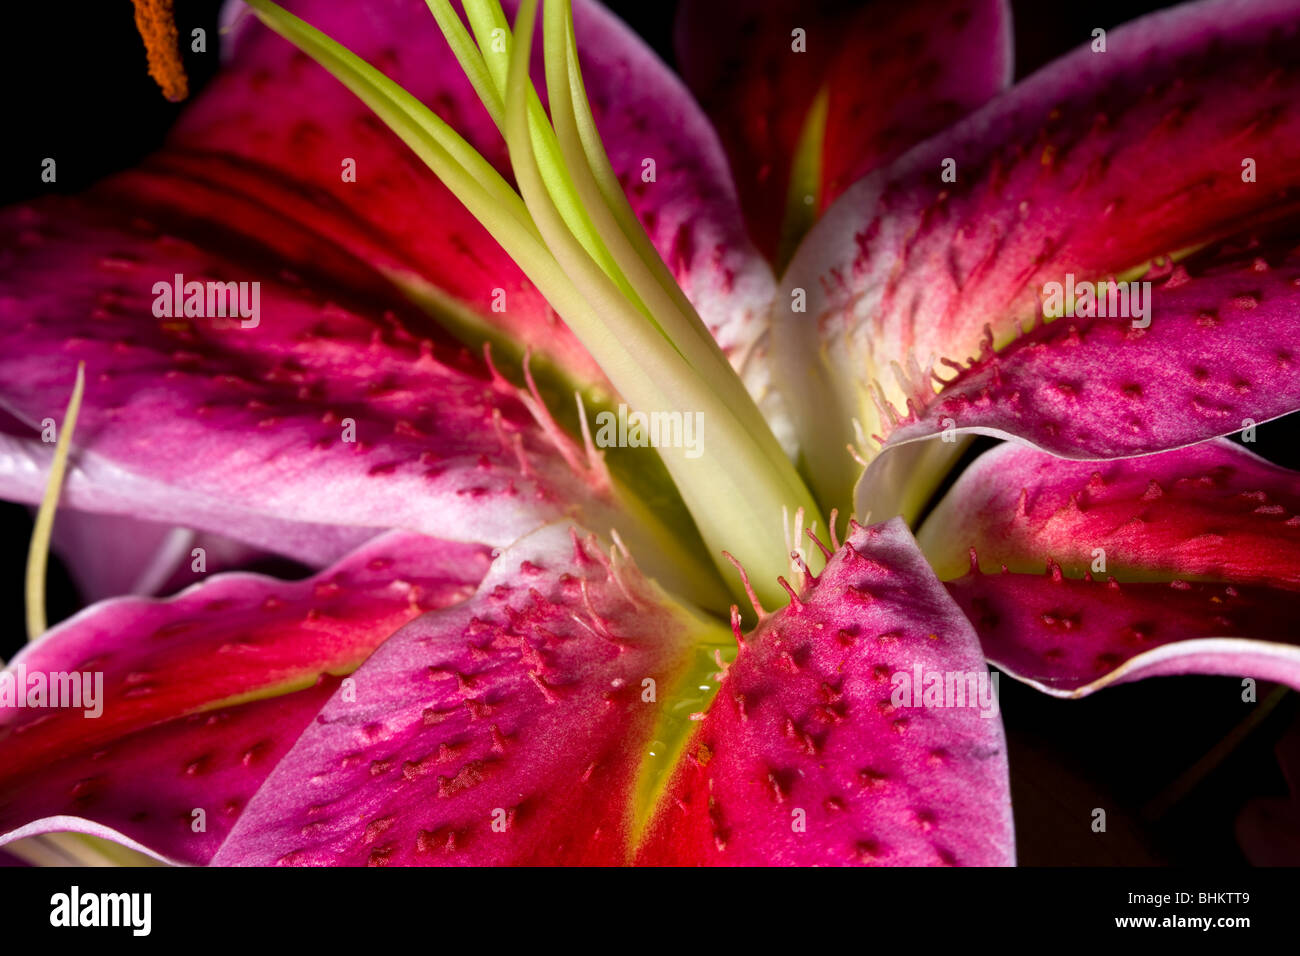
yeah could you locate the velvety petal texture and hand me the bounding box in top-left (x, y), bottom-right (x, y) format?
top-left (636, 518), bottom-right (1014, 865)
top-left (777, 0), bottom-right (1300, 508)
top-left (949, 567), bottom-right (1300, 696)
top-left (0, 428), bottom-right (377, 570)
top-left (0, 199), bottom-right (623, 552)
top-left (0, 532), bottom-right (489, 864)
top-left (922, 441), bottom-right (1300, 695)
top-left (869, 228), bottom-right (1300, 465)
top-left (140, 0), bottom-right (774, 402)
top-left (919, 439), bottom-right (1300, 583)
top-left (212, 524), bottom-right (715, 866)
top-left (675, 0), bottom-right (1011, 260)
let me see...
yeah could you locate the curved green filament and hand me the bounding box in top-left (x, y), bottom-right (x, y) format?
top-left (504, 0), bottom-right (825, 601)
top-left (462, 0), bottom-right (513, 95)
top-left (541, 0), bottom-right (799, 485)
top-left (424, 1), bottom-right (505, 130)
top-left (246, 0), bottom-right (827, 607)
top-left (24, 361), bottom-right (85, 645)
top-left (456, 0), bottom-right (654, 322)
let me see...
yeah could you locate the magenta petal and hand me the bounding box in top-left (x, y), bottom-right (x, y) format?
top-left (918, 439), bottom-right (1300, 586)
top-left (0, 430), bottom-right (377, 570)
top-left (948, 570), bottom-right (1300, 696)
top-left (777, 0), bottom-right (1300, 500)
top-left (874, 231), bottom-right (1300, 462)
top-left (0, 200), bottom-right (621, 551)
top-left (0, 531), bottom-right (488, 864)
top-left (922, 441), bottom-right (1300, 696)
top-left (0, 686), bottom-right (338, 865)
top-left (636, 518), bottom-right (1014, 866)
top-left (144, 0), bottom-right (773, 396)
top-left (211, 524), bottom-right (702, 866)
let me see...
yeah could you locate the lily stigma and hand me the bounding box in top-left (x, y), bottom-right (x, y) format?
top-left (1, 0), bottom-right (1299, 866)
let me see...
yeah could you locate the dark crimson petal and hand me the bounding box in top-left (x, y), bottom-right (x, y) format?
top-left (636, 518), bottom-right (1014, 865)
top-left (676, 0), bottom-right (1011, 260)
top-left (948, 567), bottom-right (1300, 696)
top-left (820, 0), bottom-right (1013, 209)
top-left (1236, 718), bottom-right (1300, 865)
top-left (0, 531), bottom-right (489, 864)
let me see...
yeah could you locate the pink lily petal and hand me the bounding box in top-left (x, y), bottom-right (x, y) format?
top-left (918, 439), bottom-right (1300, 585)
top-left (921, 440), bottom-right (1300, 696)
top-left (872, 229), bottom-right (1300, 463)
top-left (636, 518), bottom-right (1014, 866)
top-left (0, 686), bottom-right (338, 866)
top-left (778, 0), bottom-right (1300, 501)
top-left (0, 531), bottom-right (489, 864)
top-left (49, 510), bottom-right (286, 603)
top-left (212, 524), bottom-right (704, 866)
top-left (948, 568), bottom-right (1300, 696)
top-left (0, 430), bottom-right (377, 570)
top-left (0, 199), bottom-right (622, 553)
top-left (125, 0), bottom-right (773, 399)
top-left (675, 0), bottom-right (1011, 260)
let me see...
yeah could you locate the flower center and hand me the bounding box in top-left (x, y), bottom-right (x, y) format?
top-left (245, 0), bottom-right (830, 608)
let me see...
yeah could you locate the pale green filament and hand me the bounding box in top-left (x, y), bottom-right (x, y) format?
top-left (449, 0), bottom-right (655, 321)
top-left (502, 0), bottom-right (825, 600)
top-left (24, 361), bottom-right (85, 644)
top-left (541, 1), bottom-right (799, 481)
top-left (423, 1), bottom-right (505, 129)
top-left (441, 0), bottom-right (784, 462)
top-left (245, 0), bottom-right (827, 608)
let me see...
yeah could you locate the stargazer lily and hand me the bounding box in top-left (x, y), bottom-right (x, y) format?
top-left (1, 0), bottom-right (1298, 867)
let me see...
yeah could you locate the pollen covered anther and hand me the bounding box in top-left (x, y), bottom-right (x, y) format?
top-left (130, 0), bottom-right (189, 102)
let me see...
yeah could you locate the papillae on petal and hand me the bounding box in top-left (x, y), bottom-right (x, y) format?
top-left (0, 531), bottom-right (489, 864)
top-left (922, 440), bottom-right (1300, 696)
top-left (637, 518), bottom-right (1014, 865)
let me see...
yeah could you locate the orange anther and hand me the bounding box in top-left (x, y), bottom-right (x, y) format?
top-left (131, 0), bottom-right (189, 102)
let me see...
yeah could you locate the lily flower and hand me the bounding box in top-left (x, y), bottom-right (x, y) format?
top-left (1, 0), bottom-right (1298, 867)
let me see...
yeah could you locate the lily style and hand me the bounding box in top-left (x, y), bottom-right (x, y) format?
top-left (0, 0), bottom-right (1298, 867)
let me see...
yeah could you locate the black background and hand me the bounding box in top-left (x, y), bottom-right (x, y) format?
top-left (1, 0), bottom-right (1298, 867)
